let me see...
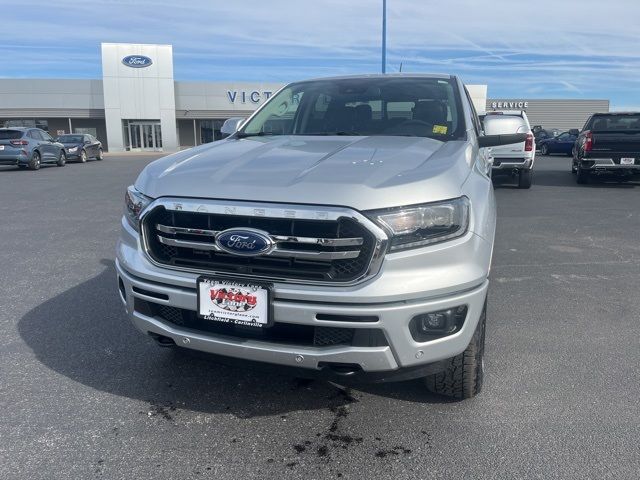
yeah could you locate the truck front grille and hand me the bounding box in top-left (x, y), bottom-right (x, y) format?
top-left (142, 205), bottom-right (379, 283)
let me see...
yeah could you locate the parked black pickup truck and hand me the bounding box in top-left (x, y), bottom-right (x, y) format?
top-left (572, 112), bottom-right (640, 184)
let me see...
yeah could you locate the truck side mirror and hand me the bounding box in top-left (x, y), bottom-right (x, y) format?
top-left (220, 117), bottom-right (246, 138)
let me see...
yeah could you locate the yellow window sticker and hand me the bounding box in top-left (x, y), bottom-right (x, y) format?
top-left (433, 125), bottom-right (448, 134)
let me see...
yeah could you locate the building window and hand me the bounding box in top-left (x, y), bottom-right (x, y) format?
top-left (1, 119), bottom-right (49, 131)
top-left (74, 127), bottom-right (98, 137)
top-left (198, 119), bottom-right (225, 143)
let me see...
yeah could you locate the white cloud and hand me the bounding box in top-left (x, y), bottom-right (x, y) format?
top-left (0, 0), bottom-right (638, 105)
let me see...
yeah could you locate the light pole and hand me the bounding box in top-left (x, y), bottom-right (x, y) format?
top-left (382, 0), bottom-right (387, 73)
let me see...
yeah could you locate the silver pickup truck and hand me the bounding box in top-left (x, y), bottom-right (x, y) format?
top-left (116, 74), bottom-right (524, 399)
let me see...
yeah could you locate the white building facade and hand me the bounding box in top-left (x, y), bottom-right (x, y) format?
top-left (102, 43), bottom-right (178, 152)
top-left (0, 43), bottom-right (607, 152)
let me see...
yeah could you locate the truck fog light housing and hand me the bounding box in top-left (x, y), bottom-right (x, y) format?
top-left (422, 312), bottom-right (449, 331)
top-left (410, 306), bottom-right (468, 341)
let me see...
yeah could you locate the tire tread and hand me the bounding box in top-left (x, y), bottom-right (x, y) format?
top-left (425, 306), bottom-right (485, 400)
top-left (518, 169), bottom-right (533, 189)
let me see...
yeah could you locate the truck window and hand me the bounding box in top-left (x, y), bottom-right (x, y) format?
top-left (240, 77), bottom-right (465, 140)
top-left (589, 114), bottom-right (640, 132)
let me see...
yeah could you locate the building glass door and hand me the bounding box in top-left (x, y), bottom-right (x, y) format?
top-left (141, 124), bottom-right (153, 149)
top-left (129, 123), bottom-right (141, 149)
top-left (124, 120), bottom-right (162, 151)
top-left (153, 123), bottom-right (162, 149)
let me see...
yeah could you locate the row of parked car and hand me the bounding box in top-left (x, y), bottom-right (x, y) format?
top-left (0, 127), bottom-right (103, 170)
top-left (534, 127), bottom-right (578, 156)
top-left (480, 111), bottom-right (640, 186)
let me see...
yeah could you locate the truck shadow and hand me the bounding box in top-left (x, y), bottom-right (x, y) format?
top-left (18, 260), bottom-right (446, 419)
top-left (493, 169), bottom-right (640, 189)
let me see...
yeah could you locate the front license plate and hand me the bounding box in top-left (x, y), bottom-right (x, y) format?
top-left (620, 157), bottom-right (635, 165)
top-left (197, 277), bottom-right (272, 328)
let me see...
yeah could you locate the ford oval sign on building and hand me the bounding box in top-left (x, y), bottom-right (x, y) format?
top-left (121, 55), bottom-right (153, 68)
top-left (215, 228), bottom-right (274, 257)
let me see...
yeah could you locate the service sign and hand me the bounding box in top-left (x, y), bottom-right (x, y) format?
top-left (197, 278), bottom-right (271, 328)
top-left (490, 101), bottom-right (529, 110)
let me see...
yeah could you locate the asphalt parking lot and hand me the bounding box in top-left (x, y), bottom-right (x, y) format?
top-left (1, 153), bottom-right (639, 480)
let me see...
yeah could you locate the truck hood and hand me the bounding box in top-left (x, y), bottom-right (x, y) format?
top-left (135, 136), bottom-right (472, 211)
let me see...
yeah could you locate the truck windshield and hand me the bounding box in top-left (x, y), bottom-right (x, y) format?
top-left (238, 77), bottom-right (465, 140)
top-left (589, 114), bottom-right (640, 132)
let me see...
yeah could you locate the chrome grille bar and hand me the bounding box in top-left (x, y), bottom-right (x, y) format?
top-left (270, 234), bottom-right (363, 247)
top-left (157, 224), bottom-right (217, 236)
top-left (157, 236), bottom-right (361, 260)
top-left (158, 236), bottom-right (218, 251)
top-left (156, 224), bottom-right (363, 247)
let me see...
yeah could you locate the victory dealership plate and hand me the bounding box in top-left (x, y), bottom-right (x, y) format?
top-left (197, 277), bottom-right (272, 328)
top-left (620, 157), bottom-right (635, 165)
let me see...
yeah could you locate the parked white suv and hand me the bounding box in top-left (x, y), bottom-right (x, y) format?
top-left (117, 74), bottom-right (525, 399)
top-left (483, 111), bottom-right (535, 188)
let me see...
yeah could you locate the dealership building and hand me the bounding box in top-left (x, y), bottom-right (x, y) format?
top-left (0, 43), bottom-right (609, 152)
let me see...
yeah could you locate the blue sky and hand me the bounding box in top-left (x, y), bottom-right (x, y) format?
top-left (3, 0), bottom-right (640, 109)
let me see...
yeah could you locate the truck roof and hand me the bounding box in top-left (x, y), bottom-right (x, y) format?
top-left (297, 73), bottom-right (455, 83)
top-left (592, 112), bottom-right (639, 116)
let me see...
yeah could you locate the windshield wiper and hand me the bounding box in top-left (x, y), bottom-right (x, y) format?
top-left (235, 131), bottom-right (276, 139)
top-left (237, 131), bottom-right (363, 138)
top-left (303, 131), bottom-right (361, 136)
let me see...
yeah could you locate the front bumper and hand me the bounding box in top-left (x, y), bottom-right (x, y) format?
top-left (117, 258), bottom-right (488, 376)
top-left (64, 149), bottom-right (81, 160)
top-left (116, 217), bottom-right (491, 378)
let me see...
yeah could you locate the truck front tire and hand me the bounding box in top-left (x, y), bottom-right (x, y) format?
top-left (424, 303), bottom-right (486, 400)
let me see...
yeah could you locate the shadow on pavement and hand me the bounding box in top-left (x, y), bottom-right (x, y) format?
top-left (18, 260), bottom-right (445, 418)
top-left (493, 167), bottom-right (640, 189)
top-left (534, 172), bottom-right (639, 188)
top-left (0, 165), bottom-right (57, 173)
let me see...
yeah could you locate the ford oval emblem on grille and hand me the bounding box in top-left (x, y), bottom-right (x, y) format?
top-left (215, 228), bottom-right (274, 257)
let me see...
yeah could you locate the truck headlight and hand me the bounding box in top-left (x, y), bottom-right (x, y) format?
top-left (368, 197), bottom-right (470, 251)
top-left (124, 185), bottom-right (152, 231)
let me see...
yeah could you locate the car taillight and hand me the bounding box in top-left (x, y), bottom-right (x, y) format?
top-left (525, 133), bottom-right (534, 152)
top-left (9, 139), bottom-right (28, 146)
top-left (584, 131), bottom-right (593, 152)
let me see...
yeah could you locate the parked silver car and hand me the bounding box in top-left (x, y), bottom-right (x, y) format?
top-left (116, 74), bottom-right (524, 399)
